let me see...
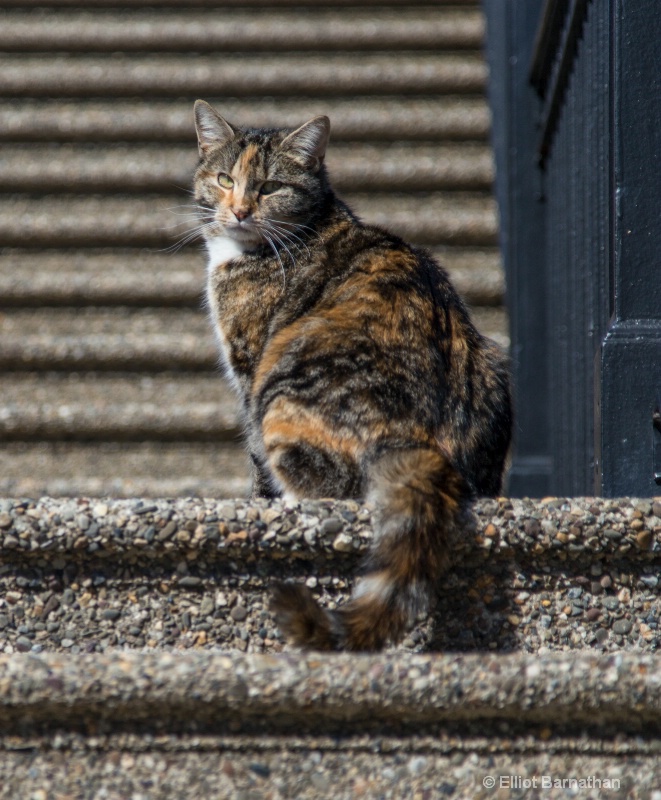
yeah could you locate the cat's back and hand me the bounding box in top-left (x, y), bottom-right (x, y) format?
top-left (255, 222), bottom-right (460, 401)
top-left (302, 219), bottom-right (476, 356)
top-left (296, 215), bottom-right (451, 311)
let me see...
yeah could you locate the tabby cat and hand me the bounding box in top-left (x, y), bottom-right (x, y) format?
top-left (193, 100), bottom-right (512, 651)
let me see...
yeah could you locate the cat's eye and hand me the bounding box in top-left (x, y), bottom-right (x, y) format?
top-left (260, 180), bottom-right (283, 195)
top-left (217, 173), bottom-right (234, 189)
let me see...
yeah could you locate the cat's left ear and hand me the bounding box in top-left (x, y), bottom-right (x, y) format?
top-left (194, 100), bottom-right (236, 156)
top-left (280, 116), bottom-right (330, 171)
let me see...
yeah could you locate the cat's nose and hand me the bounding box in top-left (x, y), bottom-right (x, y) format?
top-left (233, 209), bottom-right (250, 222)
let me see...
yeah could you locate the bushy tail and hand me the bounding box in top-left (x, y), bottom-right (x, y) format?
top-left (271, 447), bottom-right (467, 651)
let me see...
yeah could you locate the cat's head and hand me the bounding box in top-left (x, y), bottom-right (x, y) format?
top-left (193, 100), bottom-right (331, 249)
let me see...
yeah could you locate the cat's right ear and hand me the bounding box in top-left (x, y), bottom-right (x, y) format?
top-left (194, 100), bottom-right (236, 156)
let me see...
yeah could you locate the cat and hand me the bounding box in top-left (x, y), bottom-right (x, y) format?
top-left (193, 99), bottom-right (512, 651)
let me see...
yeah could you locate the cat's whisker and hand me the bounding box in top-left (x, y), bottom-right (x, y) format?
top-left (260, 230), bottom-right (287, 289)
top-left (259, 218), bottom-right (310, 257)
top-left (161, 219), bottom-right (217, 237)
top-left (260, 221), bottom-right (292, 256)
top-left (160, 219), bottom-right (219, 253)
top-left (270, 225), bottom-right (312, 257)
top-left (164, 210), bottom-right (216, 233)
top-left (180, 187), bottom-right (212, 204)
top-left (261, 216), bottom-right (319, 238)
top-left (267, 218), bottom-right (322, 240)
top-left (261, 219), bottom-right (321, 257)
top-left (261, 230), bottom-right (289, 275)
top-left (166, 201), bottom-right (216, 213)
top-left (259, 222), bottom-right (299, 270)
top-left (262, 217), bottom-right (306, 238)
top-left (167, 212), bottom-right (210, 222)
top-left (171, 184), bottom-right (199, 196)
top-left (161, 235), bottom-right (202, 254)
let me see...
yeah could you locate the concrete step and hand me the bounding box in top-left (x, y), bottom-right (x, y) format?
top-left (0, 650), bottom-right (658, 799)
top-left (0, 496), bottom-right (660, 656)
top-left (0, 248), bottom-right (504, 308)
top-left (1, 493), bottom-right (660, 796)
top-left (0, 54), bottom-right (486, 98)
top-left (0, 193), bottom-right (497, 248)
top-left (0, 443), bottom-right (250, 498)
top-left (5, 0), bottom-right (481, 7)
top-left (0, 143), bottom-right (494, 193)
top-left (0, 8), bottom-right (483, 52)
top-left (0, 250), bottom-right (206, 308)
top-left (0, 308), bottom-right (216, 371)
top-left (0, 98), bottom-right (492, 143)
top-left (0, 306), bottom-right (509, 372)
top-left (0, 374), bottom-right (240, 441)
top-left (468, 308), bottom-right (508, 349)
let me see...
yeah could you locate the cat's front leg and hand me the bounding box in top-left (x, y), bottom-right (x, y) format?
top-left (249, 452), bottom-right (281, 500)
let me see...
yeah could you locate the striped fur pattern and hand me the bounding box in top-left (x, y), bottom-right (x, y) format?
top-left (193, 100), bottom-right (512, 651)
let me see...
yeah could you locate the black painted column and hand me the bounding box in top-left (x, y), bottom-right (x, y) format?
top-left (483, 0), bottom-right (551, 497)
top-left (596, 0), bottom-right (661, 495)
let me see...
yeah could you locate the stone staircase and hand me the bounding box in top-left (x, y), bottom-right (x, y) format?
top-left (4, 2), bottom-right (660, 797)
top-left (0, 0), bottom-right (504, 498)
top-left (1, 496), bottom-right (661, 797)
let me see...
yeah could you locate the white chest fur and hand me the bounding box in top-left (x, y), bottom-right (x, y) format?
top-left (206, 235), bottom-right (247, 270)
top-left (205, 235), bottom-right (247, 391)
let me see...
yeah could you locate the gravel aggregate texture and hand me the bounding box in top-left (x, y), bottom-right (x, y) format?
top-left (0, 305), bottom-right (508, 373)
top-left (0, 9), bottom-right (483, 52)
top-left (0, 54), bottom-right (487, 98)
top-left (0, 374), bottom-right (240, 441)
top-left (0, 648), bottom-right (661, 798)
top-left (0, 308), bottom-right (217, 371)
top-left (1, 496), bottom-right (660, 657)
top-left (1, 649), bottom-right (661, 737)
top-left (0, 748), bottom-right (656, 800)
top-left (0, 443), bottom-right (251, 498)
top-left (0, 98), bottom-right (492, 143)
top-left (0, 4), bottom-right (524, 793)
top-left (6, 496), bottom-right (661, 796)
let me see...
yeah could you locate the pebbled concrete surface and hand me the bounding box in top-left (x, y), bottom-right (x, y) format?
top-left (0, 54), bottom-right (487, 98)
top-left (0, 746), bottom-right (655, 800)
top-left (0, 651), bottom-right (660, 798)
top-left (1, 495), bottom-right (659, 796)
top-left (1, 650), bottom-right (661, 737)
top-left (0, 8), bottom-right (484, 52)
top-left (0, 442), bottom-right (250, 498)
top-left (0, 0), bottom-right (506, 510)
top-left (0, 373), bottom-right (239, 440)
top-left (0, 97), bottom-right (492, 143)
top-left (1, 496), bottom-right (660, 657)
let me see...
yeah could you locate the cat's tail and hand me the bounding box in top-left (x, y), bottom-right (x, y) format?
top-left (271, 447), bottom-right (467, 651)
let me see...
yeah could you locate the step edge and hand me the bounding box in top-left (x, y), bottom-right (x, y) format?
top-left (0, 497), bottom-right (659, 569)
top-left (0, 649), bottom-right (659, 737)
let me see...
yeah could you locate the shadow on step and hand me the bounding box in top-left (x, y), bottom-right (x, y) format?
top-left (0, 495), bottom-right (659, 658)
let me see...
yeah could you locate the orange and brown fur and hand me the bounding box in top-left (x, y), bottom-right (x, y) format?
top-left (193, 100), bottom-right (512, 651)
